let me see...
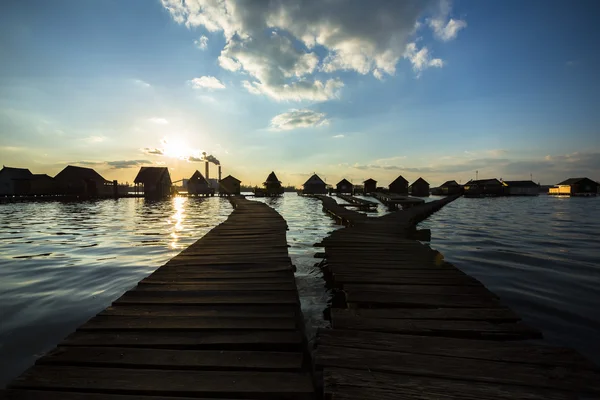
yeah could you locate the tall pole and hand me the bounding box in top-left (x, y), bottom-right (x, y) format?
top-left (476, 170), bottom-right (478, 180)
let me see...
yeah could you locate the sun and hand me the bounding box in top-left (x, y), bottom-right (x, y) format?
top-left (162, 138), bottom-right (190, 159)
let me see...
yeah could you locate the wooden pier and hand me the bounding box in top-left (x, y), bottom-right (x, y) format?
top-left (313, 195), bottom-right (600, 399)
top-left (371, 191), bottom-right (425, 210)
top-left (335, 194), bottom-right (378, 211)
top-left (2, 198), bottom-right (314, 400)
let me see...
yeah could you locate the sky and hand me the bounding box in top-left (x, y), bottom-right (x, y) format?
top-left (0, 0), bottom-right (598, 187)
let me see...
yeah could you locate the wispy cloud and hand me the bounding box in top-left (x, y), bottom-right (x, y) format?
top-left (427, 0), bottom-right (467, 42)
top-left (188, 76), bottom-right (226, 90)
top-left (141, 147), bottom-right (164, 155)
top-left (194, 35), bottom-right (209, 50)
top-left (106, 160), bottom-right (151, 169)
top-left (271, 109), bottom-right (329, 131)
top-left (332, 134), bottom-right (345, 139)
top-left (133, 79), bottom-right (151, 88)
top-left (403, 43), bottom-right (444, 76)
top-left (148, 117), bottom-right (169, 125)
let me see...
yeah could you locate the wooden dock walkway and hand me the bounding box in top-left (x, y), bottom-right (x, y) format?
top-left (334, 194), bottom-right (378, 211)
top-left (2, 198), bottom-right (314, 400)
top-left (371, 191), bottom-right (425, 210)
top-left (313, 195), bottom-right (600, 399)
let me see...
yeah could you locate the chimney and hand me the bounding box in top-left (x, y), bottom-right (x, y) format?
top-left (218, 165), bottom-right (222, 182)
top-left (205, 161), bottom-right (209, 180)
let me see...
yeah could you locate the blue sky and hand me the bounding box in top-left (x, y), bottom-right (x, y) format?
top-left (1, 0), bottom-right (598, 186)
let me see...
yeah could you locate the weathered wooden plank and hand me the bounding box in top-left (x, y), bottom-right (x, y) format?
top-left (316, 346), bottom-right (600, 393)
top-left (317, 329), bottom-right (596, 368)
top-left (145, 271), bottom-right (294, 280)
top-left (332, 307), bottom-right (519, 321)
top-left (79, 316), bottom-right (297, 331)
top-left (9, 366), bottom-right (314, 397)
top-left (0, 390), bottom-right (244, 400)
top-left (114, 290), bottom-right (299, 305)
top-left (100, 304), bottom-right (297, 318)
top-left (342, 283), bottom-right (492, 296)
top-left (39, 346), bottom-right (303, 370)
top-left (140, 278), bottom-right (293, 285)
top-left (133, 283), bottom-right (297, 292)
top-left (323, 368), bottom-right (572, 400)
top-left (343, 291), bottom-right (501, 309)
top-left (334, 274), bottom-right (481, 286)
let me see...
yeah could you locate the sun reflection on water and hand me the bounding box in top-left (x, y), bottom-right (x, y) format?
top-left (168, 197), bottom-right (186, 249)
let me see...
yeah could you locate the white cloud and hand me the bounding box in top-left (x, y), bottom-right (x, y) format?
top-left (133, 79), bottom-right (151, 88)
top-left (148, 117), bottom-right (169, 125)
top-left (271, 109), bottom-right (329, 130)
top-left (403, 42), bottom-right (444, 75)
top-left (188, 76), bottom-right (226, 90)
top-left (427, 0), bottom-right (467, 41)
top-left (333, 134), bottom-right (345, 139)
top-left (87, 135), bottom-right (106, 143)
top-left (194, 35), bottom-right (209, 50)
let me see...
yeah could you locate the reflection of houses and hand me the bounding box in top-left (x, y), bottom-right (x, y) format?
top-left (464, 178), bottom-right (505, 197)
top-left (336, 178), bottom-right (353, 194)
top-left (134, 167), bottom-right (172, 198)
top-left (55, 165), bottom-right (111, 196)
top-left (549, 178), bottom-right (598, 196)
top-left (409, 177), bottom-right (430, 197)
top-left (219, 175), bottom-right (241, 196)
top-left (504, 180), bottom-right (539, 196)
top-left (363, 178), bottom-right (377, 194)
top-left (389, 175), bottom-right (408, 195)
top-left (302, 174), bottom-right (327, 194)
top-left (258, 171), bottom-right (284, 197)
top-left (187, 170), bottom-right (214, 196)
top-left (0, 166), bottom-right (33, 195)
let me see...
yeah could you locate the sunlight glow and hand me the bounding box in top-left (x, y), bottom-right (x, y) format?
top-left (168, 197), bottom-right (186, 249)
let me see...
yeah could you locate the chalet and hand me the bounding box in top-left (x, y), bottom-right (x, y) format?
top-left (336, 178), bottom-right (353, 194)
top-left (504, 180), bottom-right (539, 196)
top-left (263, 171), bottom-right (284, 196)
top-left (134, 167), bottom-right (172, 198)
top-left (409, 177), bottom-right (430, 197)
top-left (0, 166), bottom-right (33, 195)
top-left (30, 174), bottom-right (56, 195)
top-left (363, 178), bottom-right (377, 194)
top-left (55, 165), bottom-right (111, 196)
top-left (219, 175), bottom-right (241, 196)
top-left (549, 178), bottom-right (599, 196)
top-left (303, 174), bottom-right (327, 195)
top-left (439, 180), bottom-right (463, 195)
top-left (187, 170), bottom-right (213, 196)
top-left (463, 178), bottom-right (505, 197)
top-left (388, 175), bottom-right (408, 195)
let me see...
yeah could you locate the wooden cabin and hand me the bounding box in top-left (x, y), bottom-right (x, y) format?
top-left (388, 175), bottom-right (408, 195)
top-left (363, 178), bottom-right (377, 194)
top-left (55, 165), bottom-right (111, 196)
top-left (409, 177), bottom-right (430, 197)
top-left (134, 167), bottom-right (172, 198)
top-left (188, 170), bottom-right (214, 196)
top-left (549, 177), bottom-right (599, 196)
top-left (336, 178), bottom-right (354, 194)
top-left (463, 178), bottom-right (505, 197)
top-left (30, 174), bottom-right (56, 195)
top-left (439, 180), bottom-right (463, 195)
top-left (504, 180), bottom-right (539, 196)
top-left (302, 174), bottom-right (327, 194)
top-left (0, 166), bottom-right (33, 195)
top-left (261, 171), bottom-right (284, 196)
top-left (219, 175), bottom-right (241, 196)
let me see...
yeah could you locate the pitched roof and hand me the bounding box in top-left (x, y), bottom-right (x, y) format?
top-left (440, 180), bottom-right (460, 187)
top-left (265, 171), bottom-right (281, 183)
top-left (465, 178), bottom-right (502, 185)
top-left (557, 177), bottom-right (596, 185)
top-left (220, 175), bottom-right (241, 183)
top-left (55, 165), bottom-right (108, 183)
top-left (189, 170), bottom-right (209, 184)
top-left (336, 178), bottom-right (353, 186)
top-left (0, 166), bottom-right (33, 179)
top-left (389, 175), bottom-right (408, 186)
top-left (134, 167), bottom-right (170, 185)
top-left (504, 180), bottom-right (539, 187)
top-left (363, 178), bottom-right (377, 184)
top-left (32, 174), bottom-right (53, 180)
top-left (410, 177), bottom-right (429, 186)
top-left (303, 174), bottom-right (326, 186)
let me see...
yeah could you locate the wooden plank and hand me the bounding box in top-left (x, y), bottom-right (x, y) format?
top-left (100, 305), bottom-right (297, 318)
top-left (317, 329), bottom-right (596, 368)
top-left (141, 278), bottom-right (293, 285)
top-left (323, 368), bottom-right (572, 400)
top-left (39, 346), bottom-right (303, 370)
top-left (61, 330), bottom-right (304, 349)
top-left (333, 307), bottom-right (519, 321)
top-left (316, 346), bottom-right (600, 394)
top-left (133, 283), bottom-right (297, 292)
top-left (144, 271), bottom-right (294, 280)
top-left (0, 390), bottom-right (246, 400)
top-left (79, 316), bottom-right (297, 331)
top-left (114, 290), bottom-right (299, 305)
top-left (342, 283), bottom-right (492, 296)
top-left (343, 291), bottom-right (501, 309)
top-left (332, 314), bottom-right (540, 339)
top-left (335, 274), bottom-right (481, 286)
top-left (9, 366), bottom-right (314, 397)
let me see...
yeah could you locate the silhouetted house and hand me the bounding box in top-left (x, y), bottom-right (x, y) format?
top-left (504, 180), bottom-right (539, 196)
top-left (363, 178), bottom-right (377, 194)
top-left (409, 177), bottom-right (430, 197)
top-left (302, 174), bottom-right (327, 194)
top-left (388, 175), bottom-right (408, 195)
top-left (549, 177), bottom-right (599, 196)
top-left (0, 166), bottom-right (33, 195)
top-left (336, 178), bottom-right (353, 194)
top-left (439, 180), bottom-right (463, 195)
top-left (463, 178), bottom-right (505, 197)
top-left (219, 175), bottom-right (241, 195)
top-left (134, 167), bottom-right (172, 198)
top-left (263, 171), bottom-right (284, 196)
top-left (30, 174), bottom-right (56, 195)
top-left (55, 165), bottom-right (111, 196)
top-left (187, 170), bottom-right (213, 196)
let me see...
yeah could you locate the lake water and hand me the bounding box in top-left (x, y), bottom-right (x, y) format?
top-left (1, 193), bottom-right (599, 386)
